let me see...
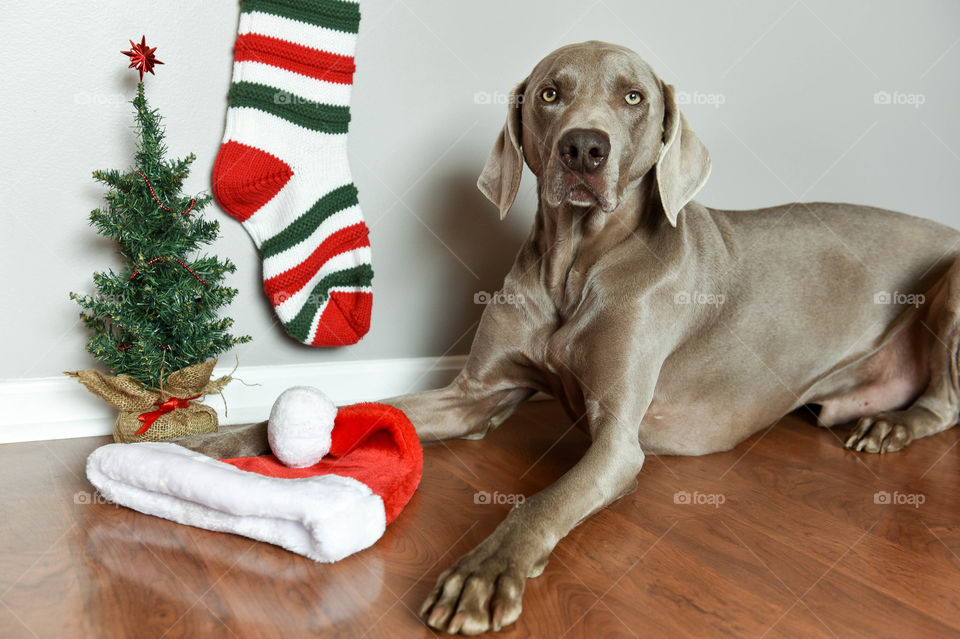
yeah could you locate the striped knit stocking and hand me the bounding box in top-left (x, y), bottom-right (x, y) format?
top-left (213, 0), bottom-right (372, 346)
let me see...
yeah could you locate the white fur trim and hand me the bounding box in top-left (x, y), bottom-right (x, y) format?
top-left (86, 442), bottom-right (386, 562)
top-left (268, 386), bottom-right (337, 468)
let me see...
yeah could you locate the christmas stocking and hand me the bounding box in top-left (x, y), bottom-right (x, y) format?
top-left (213, 0), bottom-right (372, 346)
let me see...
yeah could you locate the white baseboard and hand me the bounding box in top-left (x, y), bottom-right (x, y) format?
top-left (0, 355), bottom-right (468, 444)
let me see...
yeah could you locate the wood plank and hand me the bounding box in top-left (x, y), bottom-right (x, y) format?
top-left (0, 402), bottom-right (958, 637)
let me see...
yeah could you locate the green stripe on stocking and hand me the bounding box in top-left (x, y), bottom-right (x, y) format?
top-left (229, 82), bottom-right (351, 134)
top-left (260, 184), bottom-right (360, 259)
top-left (241, 0), bottom-right (361, 33)
top-left (284, 263), bottom-right (374, 341)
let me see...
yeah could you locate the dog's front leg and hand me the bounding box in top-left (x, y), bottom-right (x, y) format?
top-left (420, 415), bottom-right (645, 634)
top-left (382, 282), bottom-right (545, 442)
top-left (383, 377), bottom-right (534, 442)
top-left (175, 420), bottom-right (270, 458)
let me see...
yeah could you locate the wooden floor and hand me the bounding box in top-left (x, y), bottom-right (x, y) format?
top-left (1, 401), bottom-right (959, 638)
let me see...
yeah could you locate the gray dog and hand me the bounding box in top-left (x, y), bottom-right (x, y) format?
top-left (181, 41), bottom-right (960, 635)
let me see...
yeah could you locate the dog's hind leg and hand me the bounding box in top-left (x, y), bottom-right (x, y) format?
top-left (846, 256), bottom-right (960, 453)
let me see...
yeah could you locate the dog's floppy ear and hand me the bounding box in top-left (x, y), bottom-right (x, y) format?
top-left (477, 80), bottom-right (527, 219)
top-left (656, 82), bottom-right (712, 227)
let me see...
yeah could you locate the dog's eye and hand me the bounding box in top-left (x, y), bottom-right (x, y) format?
top-left (625, 91), bottom-right (642, 105)
top-left (541, 88), bottom-right (558, 103)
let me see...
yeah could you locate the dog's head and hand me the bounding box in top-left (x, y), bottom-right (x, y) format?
top-left (478, 41), bottom-right (711, 225)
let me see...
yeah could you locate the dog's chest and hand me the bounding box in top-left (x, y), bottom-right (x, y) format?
top-left (537, 296), bottom-right (617, 414)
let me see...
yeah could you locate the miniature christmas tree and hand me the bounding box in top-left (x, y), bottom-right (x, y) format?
top-left (71, 38), bottom-right (250, 389)
top-left (68, 37), bottom-right (249, 443)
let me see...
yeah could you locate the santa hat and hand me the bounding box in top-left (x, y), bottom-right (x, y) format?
top-left (86, 402), bottom-right (422, 562)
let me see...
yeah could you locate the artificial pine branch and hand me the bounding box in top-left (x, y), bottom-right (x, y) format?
top-left (71, 83), bottom-right (251, 388)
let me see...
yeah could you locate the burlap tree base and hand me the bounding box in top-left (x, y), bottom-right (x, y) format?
top-left (66, 359), bottom-right (232, 443)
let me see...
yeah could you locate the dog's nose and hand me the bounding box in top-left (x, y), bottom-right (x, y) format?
top-left (558, 128), bottom-right (610, 173)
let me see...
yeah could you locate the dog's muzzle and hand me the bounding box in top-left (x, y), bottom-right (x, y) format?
top-left (555, 128), bottom-right (614, 210)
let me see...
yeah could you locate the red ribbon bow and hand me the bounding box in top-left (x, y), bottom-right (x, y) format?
top-left (136, 395), bottom-right (200, 435)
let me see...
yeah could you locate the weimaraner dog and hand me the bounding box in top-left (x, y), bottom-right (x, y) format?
top-left (181, 41), bottom-right (960, 635)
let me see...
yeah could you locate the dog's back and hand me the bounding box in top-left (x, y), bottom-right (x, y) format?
top-left (630, 201), bottom-right (960, 455)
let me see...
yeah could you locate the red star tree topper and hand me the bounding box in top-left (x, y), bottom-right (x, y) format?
top-left (121, 35), bottom-right (163, 81)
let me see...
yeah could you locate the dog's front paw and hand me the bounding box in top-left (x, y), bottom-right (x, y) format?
top-left (419, 534), bottom-right (540, 635)
top-left (845, 414), bottom-right (914, 453)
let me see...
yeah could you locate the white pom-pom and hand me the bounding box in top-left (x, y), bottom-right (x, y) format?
top-left (268, 386), bottom-right (337, 468)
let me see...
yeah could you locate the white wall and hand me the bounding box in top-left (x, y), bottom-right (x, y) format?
top-left (2, 0), bottom-right (959, 380)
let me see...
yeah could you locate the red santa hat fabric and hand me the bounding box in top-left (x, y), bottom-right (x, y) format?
top-left (86, 402), bottom-right (422, 562)
top-left (222, 402), bottom-right (422, 524)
